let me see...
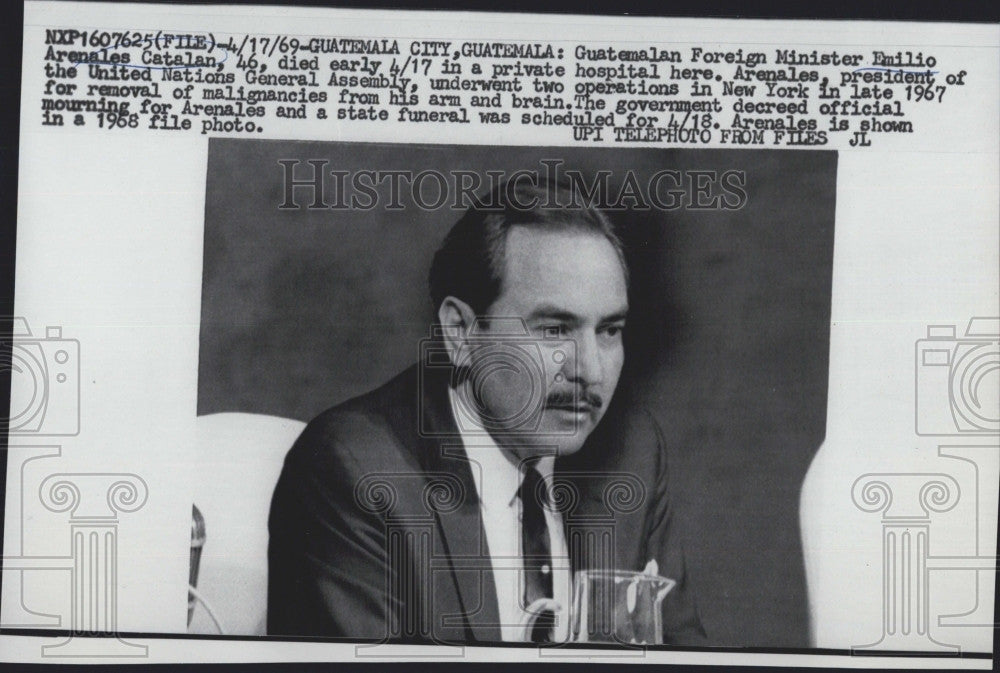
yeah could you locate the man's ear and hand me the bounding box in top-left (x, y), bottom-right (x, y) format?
top-left (437, 296), bottom-right (476, 365)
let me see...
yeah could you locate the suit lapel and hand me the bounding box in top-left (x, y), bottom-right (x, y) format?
top-left (416, 367), bottom-right (502, 642)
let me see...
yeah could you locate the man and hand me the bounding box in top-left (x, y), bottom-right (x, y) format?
top-left (267, 177), bottom-right (705, 645)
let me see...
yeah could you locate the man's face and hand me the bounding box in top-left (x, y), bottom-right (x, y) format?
top-left (463, 225), bottom-right (628, 456)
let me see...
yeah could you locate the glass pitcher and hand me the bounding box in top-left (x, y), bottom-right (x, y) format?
top-left (520, 569), bottom-right (676, 644)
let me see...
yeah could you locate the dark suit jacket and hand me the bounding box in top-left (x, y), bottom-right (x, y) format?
top-left (267, 364), bottom-right (706, 645)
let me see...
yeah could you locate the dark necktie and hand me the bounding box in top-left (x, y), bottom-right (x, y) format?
top-left (519, 463), bottom-right (554, 642)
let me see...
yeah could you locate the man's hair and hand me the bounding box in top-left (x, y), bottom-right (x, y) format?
top-left (429, 177), bottom-right (628, 314)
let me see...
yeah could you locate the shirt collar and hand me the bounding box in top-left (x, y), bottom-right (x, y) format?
top-left (448, 385), bottom-right (556, 509)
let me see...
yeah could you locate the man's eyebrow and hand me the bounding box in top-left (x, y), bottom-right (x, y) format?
top-left (525, 305), bottom-right (629, 324)
top-left (600, 310), bottom-right (629, 324)
top-left (526, 305), bottom-right (580, 324)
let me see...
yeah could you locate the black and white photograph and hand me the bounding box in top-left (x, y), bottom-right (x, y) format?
top-left (192, 141), bottom-right (836, 646)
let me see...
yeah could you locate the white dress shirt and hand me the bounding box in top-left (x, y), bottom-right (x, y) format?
top-left (449, 387), bottom-right (571, 642)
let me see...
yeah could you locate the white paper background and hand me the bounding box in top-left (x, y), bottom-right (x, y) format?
top-left (3, 1), bottom-right (998, 666)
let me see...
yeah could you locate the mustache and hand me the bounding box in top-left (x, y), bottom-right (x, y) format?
top-left (545, 388), bottom-right (604, 410)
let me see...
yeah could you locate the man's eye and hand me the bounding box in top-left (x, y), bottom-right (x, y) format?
top-left (542, 325), bottom-right (567, 338)
top-left (601, 324), bottom-right (625, 338)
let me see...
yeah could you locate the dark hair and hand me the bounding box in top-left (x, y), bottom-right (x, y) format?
top-left (429, 177), bottom-right (628, 314)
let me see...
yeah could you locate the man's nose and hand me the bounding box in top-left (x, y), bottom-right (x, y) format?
top-left (565, 333), bottom-right (603, 386)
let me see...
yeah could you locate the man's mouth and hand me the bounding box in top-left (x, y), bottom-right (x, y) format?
top-left (544, 391), bottom-right (602, 417)
top-left (547, 401), bottom-right (594, 413)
